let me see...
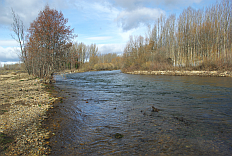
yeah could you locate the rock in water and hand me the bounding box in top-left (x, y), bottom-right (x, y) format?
top-left (115, 133), bottom-right (124, 139)
top-left (152, 106), bottom-right (159, 112)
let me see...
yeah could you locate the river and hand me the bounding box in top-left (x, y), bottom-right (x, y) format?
top-left (46, 70), bottom-right (232, 155)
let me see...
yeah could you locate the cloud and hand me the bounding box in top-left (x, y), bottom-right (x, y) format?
top-left (113, 0), bottom-right (148, 10)
top-left (98, 43), bottom-right (125, 55)
top-left (0, 46), bottom-right (20, 62)
top-left (0, 0), bottom-right (45, 28)
top-left (116, 7), bottom-right (165, 31)
top-left (160, 0), bottom-right (202, 6)
top-left (113, 0), bottom-right (203, 10)
top-left (0, 40), bottom-right (19, 47)
top-left (86, 36), bottom-right (112, 41)
top-left (0, 61), bottom-right (22, 67)
top-left (112, 0), bottom-right (205, 31)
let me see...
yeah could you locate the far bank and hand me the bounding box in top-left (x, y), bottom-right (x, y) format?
top-left (125, 70), bottom-right (232, 77)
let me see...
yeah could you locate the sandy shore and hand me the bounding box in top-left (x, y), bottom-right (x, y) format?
top-left (0, 72), bottom-right (59, 155)
top-left (126, 70), bottom-right (232, 77)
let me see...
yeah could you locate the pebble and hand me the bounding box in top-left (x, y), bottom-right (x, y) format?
top-left (0, 73), bottom-right (58, 155)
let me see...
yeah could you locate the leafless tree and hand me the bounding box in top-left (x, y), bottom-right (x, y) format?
top-left (11, 9), bottom-right (31, 74)
top-left (122, 0), bottom-right (232, 71)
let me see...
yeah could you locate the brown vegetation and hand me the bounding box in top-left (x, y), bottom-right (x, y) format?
top-left (68, 42), bottom-right (121, 71)
top-left (12, 6), bottom-right (76, 79)
top-left (122, 0), bottom-right (232, 72)
top-left (0, 63), bottom-right (25, 73)
top-left (11, 5), bottom-right (123, 76)
top-left (94, 63), bottom-right (115, 71)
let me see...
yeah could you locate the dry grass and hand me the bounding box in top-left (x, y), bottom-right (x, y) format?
top-left (123, 59), bottom-right (232, 73)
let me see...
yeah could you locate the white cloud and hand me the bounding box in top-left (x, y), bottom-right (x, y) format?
top-left (116, 7), bottom-right (165, 31)
top-left (92, 1), bottom-right (119, 18)
top-left (98, 43), bottom-right (125, 55)
top-left (0, 40), bottom-right (18, 47)
top-left (112, 0), bottom-right (206, 31)
top-left (0, 46), bottom-right (20, 62)
top-left (0, 61), bottom-right (22, 67)
top-left (0, 0), bottom-right (44, 27)
top-left (160, 0), bottom-right (202, 6)
top-left (113, 0), bottom-right (147, 10)
top-left (118, 28), bottom-right (137, 42)
top-left (113, 0), bottom-right (203, 10)
top-left (86, 36), bottom-right (112, 41)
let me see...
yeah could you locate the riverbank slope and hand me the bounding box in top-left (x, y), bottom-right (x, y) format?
top-left (0, 72), bottom-right (59, 155)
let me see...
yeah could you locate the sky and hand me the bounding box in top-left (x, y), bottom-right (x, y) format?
top-left (0, 0), bottom-right (218, 65)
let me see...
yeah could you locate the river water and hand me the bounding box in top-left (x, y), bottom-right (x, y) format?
top-left (47, 70), bottom-right (232, 155)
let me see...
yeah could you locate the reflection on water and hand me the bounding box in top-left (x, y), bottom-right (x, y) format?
top-left (48, 70), bottom-right (232, 155)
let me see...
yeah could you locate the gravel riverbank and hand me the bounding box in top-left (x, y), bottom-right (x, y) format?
top-left (0, 72), bottom-right (59, 155)
top-left (126, 70), bottom-right (232, 77)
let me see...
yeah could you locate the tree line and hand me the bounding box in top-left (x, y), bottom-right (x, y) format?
top-left (12, 5), bottom-right (122, 79)
top-left (122, 0), bottom-right (232, 72)
top-left (69, 42), bottom-right (122, 71)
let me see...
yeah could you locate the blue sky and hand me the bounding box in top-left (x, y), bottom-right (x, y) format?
top-left (0, 0), bottom-right (218, 65)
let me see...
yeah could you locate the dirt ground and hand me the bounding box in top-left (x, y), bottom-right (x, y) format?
top-left (0, 71), bottom-right (60, 155)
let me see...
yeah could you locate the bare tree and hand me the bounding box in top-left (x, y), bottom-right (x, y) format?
top-left (89, 43), bottom-right (98, 69)
top-left (122, 0), bottom-right (232, 71)
top-left (11, 9), bottom-right (31, 74)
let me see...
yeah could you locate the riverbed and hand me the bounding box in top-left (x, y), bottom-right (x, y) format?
top-left (45, 70), bottom-right (232, 155)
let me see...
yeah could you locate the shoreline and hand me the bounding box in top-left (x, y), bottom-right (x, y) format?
top-left (55, 69), bottom-right (232, 77)
top-left (2, 69), bottom-right (228, 154)
top-left (21, 69), bottom-right (232, 155)
top-left (0, 72), bottom-right (59, 155)
top-left (125, 70), bottom-right (232, 77)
